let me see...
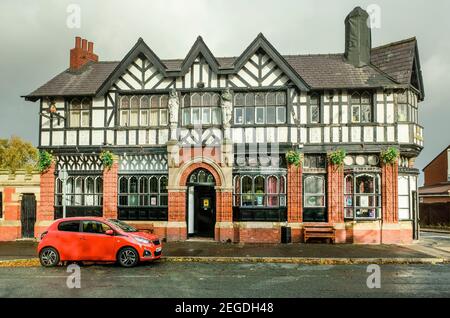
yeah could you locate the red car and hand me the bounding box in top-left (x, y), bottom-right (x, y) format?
top-left (38, 217), bottom-right (162, 267)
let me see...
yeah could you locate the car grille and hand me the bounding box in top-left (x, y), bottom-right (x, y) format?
top-left (153, 239), bottom-right (160, 245)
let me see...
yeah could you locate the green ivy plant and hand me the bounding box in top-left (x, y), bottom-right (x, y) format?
top-left (328, 149), bottom-right (346, 166)
top-left (286, 150), bottom-right (303, 167)
top-left (380, 147), bottom-right (399, 165)
top-left (38, 150), bottom-right (53, 173)
top-left (100, 150), bottom-right (114, 170)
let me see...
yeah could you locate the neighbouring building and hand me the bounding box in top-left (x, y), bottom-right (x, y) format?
top-left (18, 7), bottom-right (424, 244)
top-left (419, 146), bottom-right (450, 228)
top-left (0, 170), bottom-right (40, 241)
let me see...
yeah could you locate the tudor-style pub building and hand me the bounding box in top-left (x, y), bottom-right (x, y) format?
top-left (24, 7), bottom-right (424, 244)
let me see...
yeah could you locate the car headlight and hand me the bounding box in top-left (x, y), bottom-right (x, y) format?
top-left (133, 236), bottom-right (150, 245)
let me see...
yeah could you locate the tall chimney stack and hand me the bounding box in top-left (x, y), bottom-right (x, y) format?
top-left (344, 7), bottom-right (372, 67)
top-left (70, 36), bottom-right (98, 71)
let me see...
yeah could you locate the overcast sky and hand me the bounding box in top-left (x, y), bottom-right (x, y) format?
top-left (0, 0), bottom-right (449, 184)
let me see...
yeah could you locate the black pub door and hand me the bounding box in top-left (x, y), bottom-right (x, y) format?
top-left (21, 194), bottom-right (36, 239)
top-left (194, 186), bottom-right (216, 238)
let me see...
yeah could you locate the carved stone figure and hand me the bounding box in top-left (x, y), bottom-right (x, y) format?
top-left (221, 89), bottom-right (233, 127)
top-left (168, 88), bottom-right (179, 125)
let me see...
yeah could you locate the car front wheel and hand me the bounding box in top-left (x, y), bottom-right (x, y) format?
top-left (39, 247), bottom-right (60, 267)
top-left (117, 247), bottom-right (139, 267)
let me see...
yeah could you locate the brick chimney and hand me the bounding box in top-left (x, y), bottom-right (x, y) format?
top-left (70, 36), bottom-right (98, 71)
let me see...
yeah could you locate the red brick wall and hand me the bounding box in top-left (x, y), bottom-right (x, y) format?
top-left (424, 149), bottom-right (448, 186)
top-left (179, 147), bottom-right (221, 166)
top-left (37, 163), bottom-right (55, 222)
top-left (382, 162), bottom-right (399, 223)
top-left (327, 163), bottom-right (344, 223)
top-left (216, 191), bottom-right (232, 222)
top-left (236, 228), bottom-right (281, 243)
top-left (103, 162), bottom-right (118, 219)
top-left (168, 192), bottom-right (186, 222)
top-left (287, 165), bottom-right (302, 223)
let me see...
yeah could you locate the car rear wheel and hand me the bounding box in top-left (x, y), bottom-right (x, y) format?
top-left (117, 247), bottom-right (139, 267)
top-left (39, 247), bottom-right (60, 267)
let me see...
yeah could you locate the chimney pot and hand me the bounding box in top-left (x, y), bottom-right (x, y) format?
top-left (81, 39), bottom-right (88, 51)
top-left (75, 36), bottom-right (81, 48)
top-left (88, 42), bottom-right (94, 53)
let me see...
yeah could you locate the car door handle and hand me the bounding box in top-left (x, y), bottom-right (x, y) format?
top-left (79, 237), bottom-right (86, 240)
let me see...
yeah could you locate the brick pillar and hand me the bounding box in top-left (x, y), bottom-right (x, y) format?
top-left (103, 161), bottom-right (118, 219)
top-left (35, 163), bottom-right (55, 238)
top-left (287, 164), bottom-right (302, 242)
top-left (37, 163), bottom-right (55, 222)
top-left (327, 163), bottom-right (344, 223)
top-left (381, 162), bottom-right (399, 223)
top-left (215, 190), bottom-right (233, 242)
top-left (167, 190), bottom-right (187, 241)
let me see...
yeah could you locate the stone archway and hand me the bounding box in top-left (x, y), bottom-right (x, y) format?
top-left (166, 158), bottom-right (233, 242)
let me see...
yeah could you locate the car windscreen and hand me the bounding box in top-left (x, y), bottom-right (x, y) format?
top-left (108, 219), bottom-right (138, 233)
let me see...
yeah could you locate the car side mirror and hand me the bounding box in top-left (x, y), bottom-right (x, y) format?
top-left (105, 229), bottom-right (114, 236)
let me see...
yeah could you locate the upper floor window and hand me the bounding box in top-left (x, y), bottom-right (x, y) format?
top-left (69, 98), bottom-right (90, 128)
top-left (309, 94), bottom-right (320, 124)
top-left (234, 92), bottom-right (286, 125)
top-left (182, 93), bottom-right (221, 126)
top-left (119, 95), bottom-right (168, 127)
top-left (351, 92), bottom-right (372, 123)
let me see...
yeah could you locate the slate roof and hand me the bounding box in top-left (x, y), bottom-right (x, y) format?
top-left (371, 37), bottom-right (417, 85)
top-left (419, 183), bottom-right (450, 196)
top-left (24, 37), bottom-right (421, 100)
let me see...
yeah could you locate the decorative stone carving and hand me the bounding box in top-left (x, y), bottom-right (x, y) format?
top-left (221, 89), bottom-right (233, 127)
top-left (221, 89), bottom-right (233, 140)
top-left (168, 88), bottom-right (179, 125)
top-left (168, 88), bottom-right (180, 141)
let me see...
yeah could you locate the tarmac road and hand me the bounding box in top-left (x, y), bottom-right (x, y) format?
top-left (0, 262), bottom-right (449, 298)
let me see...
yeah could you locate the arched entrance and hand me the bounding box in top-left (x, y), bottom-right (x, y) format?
top-left (186, 168), bottom-right (216, 238)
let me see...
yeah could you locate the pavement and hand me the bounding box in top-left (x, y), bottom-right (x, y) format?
top-left (1, 231), bottom-right (450, 265)
top-left (0, 263), bottom-right (449, 297)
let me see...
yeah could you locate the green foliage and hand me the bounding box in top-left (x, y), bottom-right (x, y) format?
top-left (328, 149), bottom-right (346, 166)
top-left (38, 150), bottom-right (53, 173)
top-left (286, 150), bottom-right (303, 167)
top-left (381, 147), bottom-right (399, 165)
top-left (0, 136), bottom-right (38, 173)
top-left (100, 150), bottom-right (114, 170)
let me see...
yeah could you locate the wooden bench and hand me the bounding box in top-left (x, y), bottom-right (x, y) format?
top-left (304, 225), bottom-right (336, 244)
